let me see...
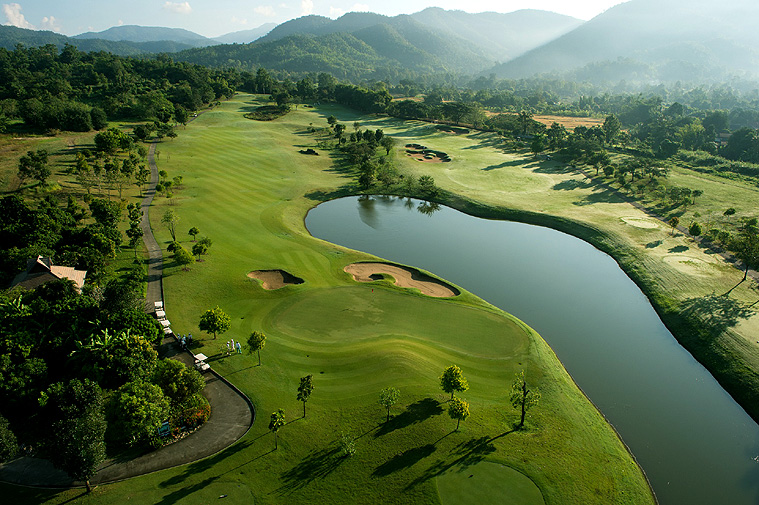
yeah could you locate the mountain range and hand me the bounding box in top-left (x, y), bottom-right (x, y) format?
top-left (2, 1), bottom-right (759, 85)
top-left (0, 22), bottom-right (276, 54)
top-left (492, 0), bottom-right (759, 83)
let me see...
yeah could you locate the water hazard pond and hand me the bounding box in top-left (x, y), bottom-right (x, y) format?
top-left (305, 195), bottom-right (759, 505)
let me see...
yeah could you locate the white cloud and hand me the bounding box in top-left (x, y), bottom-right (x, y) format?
top-left (231, 14), bottom-right (248, 25)
top-left (117, 19), bottom-right (124, 26)
top-left (254, 5), bottom-right (275, 17)
top-left (40, 15), bottom-right (61, 32)
top-left (163, 1), bottom-right (192, 14)
top-left (300, 0), bottom-right (313, 16)
top-left (3, 3), bottom-right (34, 29)
top-left (329, 6), bottom-right (344, 18)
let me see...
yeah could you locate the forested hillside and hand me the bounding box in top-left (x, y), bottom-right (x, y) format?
top-left (0, 44), bottom-right (236, 132)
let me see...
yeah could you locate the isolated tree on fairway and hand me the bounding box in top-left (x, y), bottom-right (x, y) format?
top-left (191, 242), bottom-right (207, 260)
top-left (379, 387), bottom-right (400, 422)
top-left (199, 306), bottom-right (230, 340)
top-left (448, 397), bottom-right (469, 431)
top-left (162, 208), bottom-right (179, 241)
top-left (247, 331), bottom-right (266, 365)
top-left (510, 370), bottom-right (540, 430)
top-left (197, 236), bottom-right (212, 255)
top-left (668, 216), bottom-right (680, 236)
top-left (440, 365), bottom-right (469, 400)
top-left (380, 135), bottom-right (396, 155)
top-left (689, 222), bottom-right (702, 238)
top-left (297, 374), bottom-right (314, 417)
top-left (732, 218), bottom-right (759, 283)
top-left (188, 226), bottom-right (200, 241)
top-left (174, 245), bottom-right (193, 270)
top-left (269, 409), bottom-right (285, 449)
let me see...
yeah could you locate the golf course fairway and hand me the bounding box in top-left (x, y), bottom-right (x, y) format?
top-left (3, 94), bottom-right (655, 504)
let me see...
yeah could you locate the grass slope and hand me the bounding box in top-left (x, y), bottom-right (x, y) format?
top-left (1, 95), bottom-right (654, 504)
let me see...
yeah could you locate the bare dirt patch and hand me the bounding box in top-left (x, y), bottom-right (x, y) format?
top-left (532, 115), bottom-right (604, 130)
top-left (344, 262), bottom-right (459, 298)
top-left (247, 269), bottom-right (304, 289)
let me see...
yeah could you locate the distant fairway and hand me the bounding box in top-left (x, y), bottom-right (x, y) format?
top-left (5, 94), bottom-right (654, 505)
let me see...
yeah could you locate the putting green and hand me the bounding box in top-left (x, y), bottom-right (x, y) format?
top-left (436, 461), bottom-right (544, 505)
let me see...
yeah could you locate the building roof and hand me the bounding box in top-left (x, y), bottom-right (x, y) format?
top-left (10, 256), bottom-right (87, 292)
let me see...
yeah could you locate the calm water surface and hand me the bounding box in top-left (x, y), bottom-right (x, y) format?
top-left (306, 195), bottom-right (759, 505)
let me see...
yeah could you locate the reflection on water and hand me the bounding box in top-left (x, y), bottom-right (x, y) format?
top-left (307, 195), bottom-right (759, 505)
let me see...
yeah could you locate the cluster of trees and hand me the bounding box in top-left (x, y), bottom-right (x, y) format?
top-left (0, 273), bottom-right (208, 488)
top-left (0, 44), bottom-right (235, 131)
top-left (0, 195), bottom-right (126, 285)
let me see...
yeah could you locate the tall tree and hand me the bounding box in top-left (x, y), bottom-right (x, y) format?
top-left (198, 306), bottom-right (231, 340)
top-left (440, 365), bottom-right (469, 400)
top-left (297, 374), bottom-right (314, 418)
top-left (247, 331), bottom-right (266, 365)
top-left (269, 408), bottom-right (285, 449)
top-left (448, 397), bottom-right (470, 431)
top-left (17, 149), bottom-right (50, 187)
top-left (668, 216), bottom-right (680, 236)
top-left (173, 245), bottom-right (193, 270)
top-left (188, 226), bottom-right (200, 241)
top-left (161, 209), bottom-right (179, 242)
top-left (732, 218), bottom-right (759, 283)
top-left (509, 371), bottom-right (540, 430)
top-left (378, 387), bottom-right (400, 422)
top-left (41, 379), bottom-right (107, 492)
top-left (602, 114), bottom-right (622, 145)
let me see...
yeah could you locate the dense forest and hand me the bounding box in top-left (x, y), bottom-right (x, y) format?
top-left (0, 44), bottom-right (237, 132)
top-left (0, 198), bottom-right (209, 489)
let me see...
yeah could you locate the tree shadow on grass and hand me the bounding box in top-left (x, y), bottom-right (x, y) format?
top-left (669, 245), bottom-right (689, 253)
top-left (573, 188), bottom-right (626, 206)
top-left (159, 439), bottom-right (253, 488)
top-left (552, 179), bottom-right (592, 191)
top-left (374, 398), bottom-right (443, 438)
top-left (482, 159), bottom-right (525, 171)
top-left (156, 476), bottom-right (217, 505)
top-left (372, 444), bottom-right (436, 477)
top-left (404, 432), bottom-right (512, 490)
top-left (646, 240), bottom-right (663, 249)
top-left (277, 445), bottom-right (344, 494)
top-left (681, 294), bottom-right (755, 337)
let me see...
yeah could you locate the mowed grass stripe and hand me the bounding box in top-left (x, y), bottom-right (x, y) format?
top-left (105, 94), bottom-right (659, 505)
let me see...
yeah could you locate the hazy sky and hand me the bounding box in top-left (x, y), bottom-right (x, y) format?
top-left (2, 0), bottom-right (625, 37)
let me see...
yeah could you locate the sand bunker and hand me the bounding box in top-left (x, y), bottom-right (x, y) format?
top-left (248, 269), bottom-right (304, 289)
top-left (344, 262), bottom-right (459, 298)
top-left (405, 143), bottom-right (451, 163)
top-left (622, 217), bottom-right (661, 229)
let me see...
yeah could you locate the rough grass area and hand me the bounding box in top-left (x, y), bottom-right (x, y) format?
top-left (2, 94), bottom-right (654, 504)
